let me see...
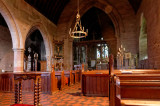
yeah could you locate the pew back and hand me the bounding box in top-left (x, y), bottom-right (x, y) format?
top-left (115, 74), bottom-right (160, 99)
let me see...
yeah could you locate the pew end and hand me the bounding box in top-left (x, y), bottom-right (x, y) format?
top-left (51, 71), bottom-right (58, 94)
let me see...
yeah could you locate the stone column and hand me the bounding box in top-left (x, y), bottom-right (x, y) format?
top-left (46, 55), bottom-right (52, 71)
top-left (13, 49), bottom-right (24, 72)
top-left (64, 38), bottom-right (73, 70)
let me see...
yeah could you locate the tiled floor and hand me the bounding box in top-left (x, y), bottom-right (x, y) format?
top-left (0, 83), bottom-right (109, 106)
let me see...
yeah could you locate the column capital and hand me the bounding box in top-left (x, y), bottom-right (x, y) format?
top-left (13, 48), bottom-right (25, 52)
top-left (13, 48), bottom-right (24, 72)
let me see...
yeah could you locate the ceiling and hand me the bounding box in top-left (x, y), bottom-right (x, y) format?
top-left (24, 0), bottom-right (142, 25)
top-left (24, 0), bottom-right (70, 25)
top-left (80, 7), bottom-right (114, 41)
top-left (128, 0), bottom-right (142, 13)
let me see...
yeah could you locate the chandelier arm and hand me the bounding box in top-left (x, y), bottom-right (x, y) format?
top-left (77, 0), bottom-right (79, 14)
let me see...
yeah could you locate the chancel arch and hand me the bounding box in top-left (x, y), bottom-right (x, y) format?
top-left (73, 7), bottom-right (117, 70)
top-left (67, 2), bottom-right (123, 40)
top-left (57, 0), bottom-right (124, 40)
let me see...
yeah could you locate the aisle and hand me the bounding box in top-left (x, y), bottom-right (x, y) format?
top-left (0, 83), bottom-right (109, 106)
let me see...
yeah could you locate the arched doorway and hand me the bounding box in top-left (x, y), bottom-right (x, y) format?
top-left (0, 13), bottom-right (13, 72)
top-left (73, 7), bottom-right (117, 70)
top-left (25, 29), bottom-right (46, 71)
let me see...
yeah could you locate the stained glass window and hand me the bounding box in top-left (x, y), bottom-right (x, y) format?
top-left (97, 44), bottom-right (109, 59)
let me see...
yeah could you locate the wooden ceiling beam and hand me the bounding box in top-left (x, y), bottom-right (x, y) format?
top-left (51, 0), bottom-right (69, 24)
top-left (42, 0), bottom-right (52, 17)
top-left (33, 0), bottom-right (38, 7)
top-left (46, 0), bottom-right (56, 18)
top-left (24, 0), bottom-right (70, 25)
top-left (49, 0), bottom-right (61, 23)
top-left (37, 0), bottom-right (44, 11)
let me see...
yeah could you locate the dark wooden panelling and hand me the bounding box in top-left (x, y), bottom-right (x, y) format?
top-left (0, 72), bottom-right (51, 94)
top-left (0, 73), bottom-right (14, 92)
top-left (82, 71), bottom-right (109, 97)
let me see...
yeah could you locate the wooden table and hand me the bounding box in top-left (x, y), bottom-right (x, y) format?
top-left (14, 72), bottom-right (43, 106)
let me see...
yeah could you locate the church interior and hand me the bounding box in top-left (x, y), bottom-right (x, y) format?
top-left (0, 0), bottom-right (160, 106)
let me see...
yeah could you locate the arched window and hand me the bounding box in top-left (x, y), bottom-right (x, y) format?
top-left (139, 13), bottom-right (148, 60)
top-left (97, 44), bottom-right (109, 59)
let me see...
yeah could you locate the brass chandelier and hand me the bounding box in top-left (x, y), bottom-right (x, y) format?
top-left (69, 0), bottom-right (88, 39)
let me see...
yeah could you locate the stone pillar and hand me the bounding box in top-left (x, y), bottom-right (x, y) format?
top-left (64, 38), bottom-right (73, 70)
top-left (13, 49), bottom-right (24, 72)
top-left (46, 55), bottom-right (52, 71)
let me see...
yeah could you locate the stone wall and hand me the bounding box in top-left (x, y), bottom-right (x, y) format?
top-left (137, 0), bottom-right (160, 69)
top-left (57, 0), bottom-right (137, 69)
top-left (0, 0), bottom-right (57, 72)
top-left (0, 25), bottom-right (13, 71)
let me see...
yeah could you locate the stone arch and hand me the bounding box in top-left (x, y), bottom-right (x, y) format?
top-left (0, 1), bottom-right (20, 49)
top-left (139, 13), bottom-right (148, 60)
top-left (64, 0), bottom-right (124, 39)
top-left (25, 22), bottom-right (52, 71)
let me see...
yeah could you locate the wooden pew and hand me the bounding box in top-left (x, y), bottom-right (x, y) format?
top-left (75, 70), bottom-right (80, 83)
top-left (51, 70), bottom-right (58, 93)
top-left (70, 70), bottom-right (74, 85)
top-left (55, 71), bottom-right (69, 90)
top-left (113, 74), bottom-right (160, 106)
top-left (82, 70), bottom-right (109, 96)
top-left (108, 55), bottom-right (160, 106)
top-left (61, 71), bottom-right (66, 90)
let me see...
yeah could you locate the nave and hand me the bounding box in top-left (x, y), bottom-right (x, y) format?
top-left (0, 83), bottom-right (109, 106)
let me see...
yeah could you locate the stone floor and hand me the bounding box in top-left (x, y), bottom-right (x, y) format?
top-left (0, 83), bottom-right (109, 106)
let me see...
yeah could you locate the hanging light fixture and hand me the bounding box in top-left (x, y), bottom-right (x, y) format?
top-left (69, 0), bottom-right (88, 39)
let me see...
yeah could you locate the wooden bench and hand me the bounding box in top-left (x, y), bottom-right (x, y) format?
top-left (110, 74), bottom-right (160, 106)
top-left (55, 71), bottom-right (71, 90)
top-left (108, 55), bottom-right (160, 106)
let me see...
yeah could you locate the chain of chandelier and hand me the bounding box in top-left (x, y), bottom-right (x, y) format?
top-left (69, 0), bottom-right (88, 39)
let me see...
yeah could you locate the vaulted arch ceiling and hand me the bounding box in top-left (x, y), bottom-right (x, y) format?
top-left (24, 0), bottom-right (142, 25)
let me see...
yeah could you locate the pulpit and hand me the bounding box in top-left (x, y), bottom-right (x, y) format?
top-left (14, 72), bottom-right (42, 106)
